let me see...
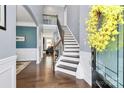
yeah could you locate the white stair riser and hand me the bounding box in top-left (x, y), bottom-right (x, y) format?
top-left (64, 40), bottom-right (76, 42)
top-left (64, 49), bottom-right (79, 51)
top-left (64, 45), bottom-right (79, 47)
top-left (59, 62), bottom-right (78, 68)
top-left (64, 37), bottom-right (74, 38)
top-left (63, 52), bottom-right (79, 56)
top-left (55, 67), bottom-right (76, 76)
top-left (64, 42), bottom-right (78, 44)
top-left (61, 56), bottom-right (79, 62)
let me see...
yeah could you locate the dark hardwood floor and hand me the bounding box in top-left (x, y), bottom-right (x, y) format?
top-left (17, 54), bottom-right (90, 88)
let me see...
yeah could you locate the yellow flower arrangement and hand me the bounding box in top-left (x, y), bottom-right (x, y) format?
top-left (86, 5), bottom-right (124, 52)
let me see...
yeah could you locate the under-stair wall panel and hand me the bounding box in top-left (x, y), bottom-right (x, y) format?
top-left (78, 6), bottom-right (92, 86)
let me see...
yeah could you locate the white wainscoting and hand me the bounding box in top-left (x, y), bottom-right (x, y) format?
top-left (76, 51), bottom-right (92, 86)
top-left (0, 55), bottom-right (16, 88)
top-left (16, 48), bottom-right (37, 61)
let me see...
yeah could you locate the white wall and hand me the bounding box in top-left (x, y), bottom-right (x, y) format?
top-left (0, 6), bottom-right (16, 59)
top-left (76, 51), bottom-right (92, 86)
top-left (76, 5), bottom-right (92, 86)
top-left (0, 5), bottom-right (16, 88)
top-left (67, 5), bottom-right (80, 43)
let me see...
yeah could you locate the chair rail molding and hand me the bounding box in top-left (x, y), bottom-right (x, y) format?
top-left (0, 55), bottom-right (16, 88)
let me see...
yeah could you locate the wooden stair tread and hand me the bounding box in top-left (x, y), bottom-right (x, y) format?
top-left (64, 44), bottom-right (78, 45)
top-left (64, 38), bottom-right (74, 40)
top-left (64, 34), bottom-right (72, 35)
top-left (64, 47), bottom-right (79, 48)
top-left (64, 51), bottom-right (79, 52)
top-left (60, 59), bottom-right (79, 64)
top-left (64, 41), bottom-right (76, 43)
top-left (64, 36), bottom-right (73, 37)
top-left (57, 65), bottom-right (77, 72)
top-left (63, 55), bottom-right (79, 58)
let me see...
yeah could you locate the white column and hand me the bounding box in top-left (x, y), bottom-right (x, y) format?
top-left (36, 26), bottom-right (40, 64)
top-left (40, 31), bottom-right (43, 59)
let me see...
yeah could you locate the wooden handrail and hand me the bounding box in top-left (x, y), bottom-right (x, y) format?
top-left (53, 39), bottom-right (62, 50)
top-left (57, 17), bottom-right (64, 45)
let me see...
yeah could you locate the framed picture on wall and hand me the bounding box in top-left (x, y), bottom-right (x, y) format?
top-left (16, 36), bottom-right (26, 41)
top-left (0, 5), bottom-right (6, 30)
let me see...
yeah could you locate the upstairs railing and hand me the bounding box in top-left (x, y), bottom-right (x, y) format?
top-left (43, 14), bottom-right (57, 25)
top-left (56, 17), bottom-right (64, 45)
top-left (43, 14), bottom-right (64, 61)
top-left (43, 14), bottom-right (64, 44)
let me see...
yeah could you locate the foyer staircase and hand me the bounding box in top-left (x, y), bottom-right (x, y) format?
top-left (55, 26), bottom-right (80, 76)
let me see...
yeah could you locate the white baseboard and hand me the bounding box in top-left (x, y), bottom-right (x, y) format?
top-left (0, 55), bottom-right (16, 88)
top-left (16, 48), bottom-right (37, 61)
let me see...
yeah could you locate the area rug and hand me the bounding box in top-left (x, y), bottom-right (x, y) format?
top-left (16, 61), bottom-right (31, 75)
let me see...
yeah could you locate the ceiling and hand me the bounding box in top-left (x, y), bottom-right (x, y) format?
top-left (44, 5), bottom-right (65, 8)
top-left (43, 5), bottom-right (65, 15)
top-left (16, 5), bottom-right (34, 23)
top-left (17, 5), bottom-right (65, 24)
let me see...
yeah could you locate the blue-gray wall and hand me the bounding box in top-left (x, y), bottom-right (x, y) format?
top-left (0, 6), bottom-right (16, 59)
top-left (67, 5), bottom-right (80, 43)
top-left (16, 26), bottom-right (37, 48)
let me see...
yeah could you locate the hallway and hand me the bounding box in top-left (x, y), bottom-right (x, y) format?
top-left (0, 5), bottom-right (123, 88)
top-left (17, 54), bottom-right (90, 88)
